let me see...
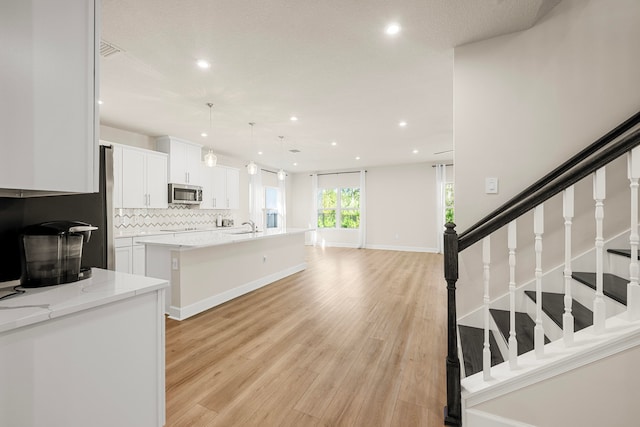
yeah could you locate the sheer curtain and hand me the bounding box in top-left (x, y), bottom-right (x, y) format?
top-left (310, 173), bottom-right (318, 246)
top-left (249, 170), bottom-right (264, 230)
top-left (435, 164), bottom-right (447, 253)
top-left (278, 174), bottom-right (287, 230)
top-left (358, 169), bottom-right (367, 249)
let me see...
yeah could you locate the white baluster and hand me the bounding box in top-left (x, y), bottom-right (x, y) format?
top-left (628, 149), bottom-right (640, 320)
top-left (534, 205), bottom-right (545, 357)
top-left (593, 168), bottom-right (606, 333)
top-left (482, 236), bottom-right (491, 380)
top-left (508, 221), bottom-right (518, 368)
top-left (563, 186), bottom-right (575, 345)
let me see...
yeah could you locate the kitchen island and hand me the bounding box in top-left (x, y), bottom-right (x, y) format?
top-left (0, 269), bottom-right (168, 427)
top-left (136, 227), bottom-right (309, 320)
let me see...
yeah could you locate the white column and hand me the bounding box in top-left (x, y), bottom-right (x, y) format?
top-left (508, 221), bottom-right (518, 369)
top-left (534, 205), bottom-right (545, 358)
top-left (482, 236), bottom-right (491, 381)
top-left (593, 168), bottom-right (606, 333)
top-left (563, 186), bottom-right (575, 345)
top-left (628, 149), bottom-right (640, 320)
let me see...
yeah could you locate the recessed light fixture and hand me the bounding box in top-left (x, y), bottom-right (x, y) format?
top-left (399, 121), bottom-right (408, 127)
top-left (331, 141), bottom-right (337, 146)
top-left (258, 151), bottom-right (263, 156)
top-left (290, 116), bottom-right (298, 122)
top-left (355, 156), bottom-right (361, 160)
top-left (201, 132), bottom-right (207, 137)
top-left (97, 100), bottom-right (103, 105)
top-left (196, 59), bottom-right (211, 69)
top-left (293, 162), bottom-right (298, 166)
top-left (385, 23), bottom-right (401, 35)
top-left (412, 149), bottom-right (419, 154)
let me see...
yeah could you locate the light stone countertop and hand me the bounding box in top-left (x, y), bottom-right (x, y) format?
top-left (134, 227), bottom-right (312, 250)
top-left (0, 268), bottom-right (168, 334)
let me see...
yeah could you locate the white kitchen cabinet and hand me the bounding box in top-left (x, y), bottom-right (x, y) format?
top-left (132, 244), bottom-right (146, 275)
top-left (115, 236), bottom-right (146, 275)
top-left (0, 0), bottom-right (98, 196)
top-left (203, 165), bottom-right (240, 209)
top-left (115, 238), bottom-right (133, 273)
top-left (121, 146), bottom-right (168, 209)
top-left (156, 136), bottom-right (202, 186)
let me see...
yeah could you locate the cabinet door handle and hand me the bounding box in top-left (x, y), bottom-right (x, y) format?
top-left (148, 194), bottom-right (151, 206)
top-left (227, 198), bottom-right (229, 207)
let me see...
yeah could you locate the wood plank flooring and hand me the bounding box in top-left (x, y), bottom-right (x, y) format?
top-left (165, 247), bottom-right (447, 426)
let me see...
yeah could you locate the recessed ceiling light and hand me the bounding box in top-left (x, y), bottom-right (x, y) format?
top-left (290, 116), bottom-right (298, 122)
top-left (97, 100), bottom-right (103, 105)
top-left (355, 156), bottom-right (361, 160)
top-left (399, 121), bottom-right (407, 127)
top-left (201, 132), bottom-right (207, 137)
top-left (293, 162), bottom-right (298, 166)
top-left (331, 141), bottom-right (337, 146)
top-left (196, 59), bottom-right (211, 69)
top-left (258, 151), bottom-right (263, 155)
top-left (412, 149), bottom-right (419, 154)
top-left (385, 23), bottom-right (401, 35)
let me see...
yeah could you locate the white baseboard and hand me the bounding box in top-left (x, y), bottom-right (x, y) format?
top-left (167, 263), bottom-right (307, 321)
top-left (466, 409), bottom-right (536, 427)
top-left (305, 242), bottom-right (439, 253)
top-left (365, 244), bottom-right (438, 253)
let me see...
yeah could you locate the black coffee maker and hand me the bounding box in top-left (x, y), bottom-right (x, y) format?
top-left (20, 221), bottom-right (98, 288)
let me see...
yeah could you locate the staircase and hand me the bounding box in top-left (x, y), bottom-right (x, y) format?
top-left (460, 247), bottom-right (631, 378)
top-left (443, 112), bottom-right (640, 426)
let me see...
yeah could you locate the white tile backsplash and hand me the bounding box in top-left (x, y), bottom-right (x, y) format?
top-left (113, 205), bottom-right (236, 233)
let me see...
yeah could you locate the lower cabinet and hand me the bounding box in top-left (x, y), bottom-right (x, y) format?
top-left (115, 237), bottom-right (145, 275)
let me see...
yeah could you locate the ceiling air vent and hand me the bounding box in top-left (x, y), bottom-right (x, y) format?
top-left (289, 149), bottom-right (301, 153)
top-left (100, 40), bottom-right (123, 58)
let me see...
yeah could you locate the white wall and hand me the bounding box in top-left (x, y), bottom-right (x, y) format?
top-left (454, 0), bottom-right (640, 315)
top-left (289, 163), bottom-right (450, 251)
top-left (474, 345), bottom-right (640, 427)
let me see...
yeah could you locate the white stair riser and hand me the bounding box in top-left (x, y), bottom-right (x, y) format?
top-left (571, 279), bottom-right (626, 318)
top-left (524, 296), bottom-right (563, 341)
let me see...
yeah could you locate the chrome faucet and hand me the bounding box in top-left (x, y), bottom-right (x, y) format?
top-left (242, 220), bottom-right (257, 233)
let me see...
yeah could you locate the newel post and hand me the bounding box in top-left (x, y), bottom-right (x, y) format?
top-left (444, 222), bottom-right (462, 426)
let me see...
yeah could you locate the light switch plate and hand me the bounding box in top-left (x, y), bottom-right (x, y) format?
top-left (485, 177), bottom-right (499, 194)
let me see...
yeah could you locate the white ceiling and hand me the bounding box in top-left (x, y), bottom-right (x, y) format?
top-left (100, 0), bottom-right (560, 172)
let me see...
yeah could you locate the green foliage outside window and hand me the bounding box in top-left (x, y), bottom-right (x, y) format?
top-left (317, 187), bottom-right (360, 228)
top-left (445, 183), bottom-right (455, 223)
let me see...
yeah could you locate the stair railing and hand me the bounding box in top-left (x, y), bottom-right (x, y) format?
top-left (444, 111), bottom-right (640, 426)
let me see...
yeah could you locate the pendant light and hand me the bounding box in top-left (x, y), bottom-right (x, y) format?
top-left (277, 135), bottom-right (286, 181)
top-left (203, 103), bottom-right (217, 167)
top-left (247, 122), bottom-right (258, 175)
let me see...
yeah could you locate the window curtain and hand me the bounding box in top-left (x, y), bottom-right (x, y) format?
top-left (278, 174), bottom-right (287, 230)
top-left (435, 164), bottom-right (447, 253)
top-left (310, 173), bottom-right (318, 246)
top-left (358, 169), bottom-right (367, 249)
top-left (249, 169), bottom-right (264, 230)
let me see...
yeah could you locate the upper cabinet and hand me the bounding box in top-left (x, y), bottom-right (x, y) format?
top-left (156, 136), bottom-right (202, 186)
top-left (201, 165), bottom-right (240, 210)
top-left (0, 0), bottom-right (99, 196)
top-left (112, 143), bottom-right (168, 209)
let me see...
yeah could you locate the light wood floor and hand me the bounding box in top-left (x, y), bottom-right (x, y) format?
top-left (165, 247), bottom-right (447, 427)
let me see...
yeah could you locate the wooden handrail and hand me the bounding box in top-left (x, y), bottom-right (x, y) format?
top-left (459, 124), bottom-right (640, 252)
top-left (459, 111), bottom-right (640, 243)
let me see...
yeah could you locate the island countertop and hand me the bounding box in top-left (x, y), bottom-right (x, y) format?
top-left (0, 268), bottom-right (168, 334)
top-left (134, 227), bottom-right (312, 250)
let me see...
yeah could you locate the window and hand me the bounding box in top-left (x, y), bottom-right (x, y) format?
top-left (264, 186), bottom-right (280, 229)
top-left (318, 187), bottom-right (360, 228)
top-left (444, 182), bottom-right (455, 223)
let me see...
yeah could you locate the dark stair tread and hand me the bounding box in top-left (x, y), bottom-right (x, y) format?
top-left (459, 325), bottom-right (504, 377)
top-left (490, 309), bottom-right (550, 355)
top-left (524, 291), bottom-right (593, 332)
top-left (572, 272), bottom-right (628, 306)
top-left (607, 248), bottom-right (640, 260)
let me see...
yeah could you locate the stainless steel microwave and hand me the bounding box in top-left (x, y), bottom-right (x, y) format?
top-left (168, 183), bottom-right (202, 204)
